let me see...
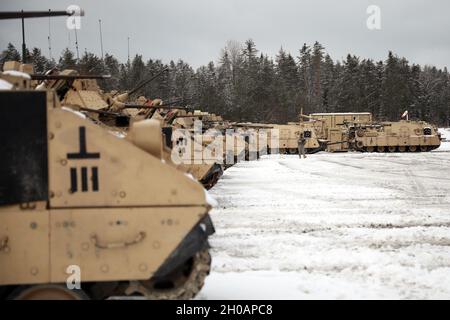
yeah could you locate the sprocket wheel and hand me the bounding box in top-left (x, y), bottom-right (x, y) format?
top-left (203, 171), bottom-right (221, 190)
top-left (126, 249), bottom-right (211, 300)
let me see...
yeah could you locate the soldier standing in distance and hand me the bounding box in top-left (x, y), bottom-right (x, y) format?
top-left (298, 132), bottom-right (306, 159)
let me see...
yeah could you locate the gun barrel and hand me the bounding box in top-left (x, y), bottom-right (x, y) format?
top-left (78, 107), bottom-right (126, 117)
top-left (124, 104), bottom-right (191, 110)
top-left (299, 113), bottom-right (313, 120)
top-left (127, 67), bottom-right (169, 97)
top-left (173, 115), bottom-right (204, 118)
top-left (31, 74), bottom-right (111, 80)
top-left (0, 10), bottom-right (83, 20)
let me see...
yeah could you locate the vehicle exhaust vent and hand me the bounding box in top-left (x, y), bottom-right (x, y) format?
top-left (423, 127), bottom-right (432, 135)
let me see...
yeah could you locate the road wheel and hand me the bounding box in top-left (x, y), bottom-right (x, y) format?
top-left (356, 141), bottom-right (364, 150)
top-left (288, 148), bottom-right (297, 154)
top-left (8, 284), bottom-right (89, 300)
top-left (398, 146), bottom-right (407, 152)
top-left (420, 145), bottom-right (429, 152)
top-left (356, 129), bottom-right (365, 137)
top-left (388, 146), bottom-right (397, 152)
top-left (126, 249), bottom-right (211, 300)
top-left (367, 146), bottom-right (375, 153)
top-left (377, 146), bottom-right (385, 152)
top-left (409, 145), bottom-right (418, 152)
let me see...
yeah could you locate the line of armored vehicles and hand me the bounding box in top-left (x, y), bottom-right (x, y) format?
top-left (264, 111), bottom-right (441, 155)
top-left (0, 10), bottom-right (442, 301)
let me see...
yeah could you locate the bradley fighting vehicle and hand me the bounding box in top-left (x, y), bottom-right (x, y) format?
top-left (232, 122), bottom-right (273, 158)
top-left (229, 122), bottom-right (321, 156)
top-left (277, 123), bottom-right (303, 154)
top-left (263, 111), bottom-right (441, 155)
top-left (300, 112), bottom-right (441, 153)
top-left (255, 122), bottom-right (324, 155)
top-left (169, 110), bottom-right (252, 171)
top-left (112, 94), bottom-right (227, 189)
top-left (33, 65), bottom-right (224, 189)
top-left (131, 104), bottom-right (226, 189)
top-left (0, 10), bottom-right (215, 300)
top-left (346, 120), bottom-right (442, 152)
top-left (230, 113), bottom-right (373, 155)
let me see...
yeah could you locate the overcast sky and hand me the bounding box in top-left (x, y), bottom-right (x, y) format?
top-left (0, 0), bottom-right (449, 69)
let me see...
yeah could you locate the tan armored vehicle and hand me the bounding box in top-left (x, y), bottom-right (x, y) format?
top-left (300, 112), bottom-right (441, 153)
top-left (298, 120), bottom-right (328, 153)
top-left (347, 120), bottom-right (442, 152)
top-left (169, 110), bottom-right (251, 171)
top-left (232, 122), bottom-right (317, 156)
top-left (305, 113), bottom-right (373, 152)
top-left (34, 70), bottom-right (224, 189)
top-left (232, 122), bottom-right (273, 159)
top-left (266, 123), bottom-right (301, 154)
top-left (134, 106), bottom-right (225, 189)
top-left (0, 71), bottom-right (215, 300)
top-left (62, 77), bottom-right (109, 110)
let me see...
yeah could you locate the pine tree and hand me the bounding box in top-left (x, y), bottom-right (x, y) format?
top-left (409, 64), bottom-right (422, 119)
top-left (140, 59), bottom-right (169, 99)
top-left (338, 54), bottom-right (361, 112)
top-left (382, 52), bottom-right (409, 120)
top-left (3, 41), bottom-right (450, 126)
top-left (29, 47), bottom-right (49, 73)
top-left (127, 55), bottom-right (146, 96)
top-left (102, 53), bottom-right (120, 92)
top-left (255, 54), bottom-right (277, 122)
top-left (321, 54), bottom-right (338, 113)
top-left (311, 41), bottom-right (324, 110)
top-left (217, 50), bottom-right (234, 117)
top-left (298, 44), bottom-right (313, 114)
top-left (195, 61), bottom-right (222, 114)
top-left (58, 48), bottom-right (77, 70)
top-left (232, 39), bottom-right (260, 120)
top-left (359, 59), bottom-right (380, 116)
top-left (78, 52), bottom-right (104, 75)
top-left (170, 60), bottom-right (195, 105)
top-left (118, 62), bottom-right (131, 91)
top-left (276, 48), bottom-right (299, 122)
top-left (0, 43), bottom-right (21, 69)
top-left (439, 67), bottom-right (450, 126)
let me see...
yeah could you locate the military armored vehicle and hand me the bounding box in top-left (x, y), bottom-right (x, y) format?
top-left (265, 123), bottom-right (301, 154)
top-left (168, 109), bottom-right (250, 166)
top-left (232, 122), bottom-right (276, 158)
top-left (304, 113), bottom-right (373, 152)
top-left (347, 120), bottom-right (442, 152)
top-left (31, 67), bottom-right (224, 190)
top-left (298, 120), bottom-right (328, 154)
top-left (299, 112), bottom-right (441, 153)
top-left (230, 122), bottom-right (319, 156)
top-left (128, 104), bottom-right (225, 189)
top-left (0, 67), bottom-right (215, 300)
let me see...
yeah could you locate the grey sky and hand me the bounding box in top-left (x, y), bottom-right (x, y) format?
top-left (0, 0), bottom-right (449, 69)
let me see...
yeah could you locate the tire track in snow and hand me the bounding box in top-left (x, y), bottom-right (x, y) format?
top-left (206, 149), bottom-right (450, 299)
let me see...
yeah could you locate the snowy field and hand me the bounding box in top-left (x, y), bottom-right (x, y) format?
top-left (199, 128), bottom-right (450, 299)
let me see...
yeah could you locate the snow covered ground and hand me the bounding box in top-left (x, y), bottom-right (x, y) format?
top-left (199, 129), bottom-right (450, 300)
